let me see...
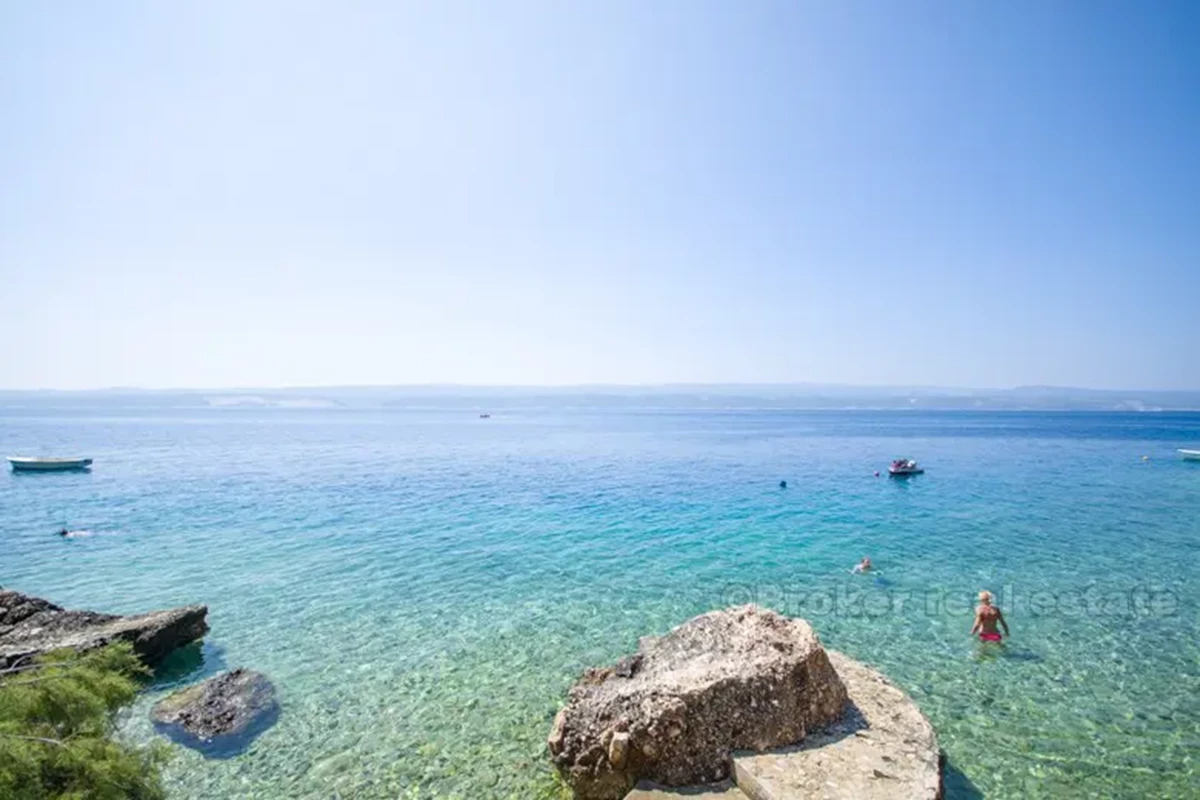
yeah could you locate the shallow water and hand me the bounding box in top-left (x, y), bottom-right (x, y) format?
top-left (2, 403), bottom-right (1199, 799)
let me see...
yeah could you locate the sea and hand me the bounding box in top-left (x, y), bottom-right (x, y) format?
top-left (2, 395), bottom-right (1198, 799)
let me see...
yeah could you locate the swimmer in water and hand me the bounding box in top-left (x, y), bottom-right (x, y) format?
top-left (971, 590), bottom-right (1010, 643)
top-left (56, 527), bottom-right (91, 538)
top-left (779, 480), bottom-right (788, 489)
top-left (850, 556), bottom-right (872, 574)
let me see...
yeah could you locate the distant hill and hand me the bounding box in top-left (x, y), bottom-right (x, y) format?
top-left (0, 385), bottom-right (1198, 411)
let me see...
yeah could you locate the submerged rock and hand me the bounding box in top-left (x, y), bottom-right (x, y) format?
top-left (151, 668), bottom-right (279, 756)
top-left (0, 590), bottom-right (208, 669)
top-left (548, 605), bottom-right (849, 799)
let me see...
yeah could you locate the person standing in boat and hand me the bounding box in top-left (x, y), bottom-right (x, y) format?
top-left (971, 590), bottom-right (1009, 643)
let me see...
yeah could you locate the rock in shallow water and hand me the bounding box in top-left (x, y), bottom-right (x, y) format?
top-left (152, 668), bottom-right (279, 756)
top-left (0, 589), bottom-right (208, 669)
top-left (731, 650), bottom-right (943, 800)
top-left (548, 605), bottom-right (849, 799)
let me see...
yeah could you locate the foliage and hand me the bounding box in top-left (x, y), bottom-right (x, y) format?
top-left (0, 643), bottom-right (169, 800)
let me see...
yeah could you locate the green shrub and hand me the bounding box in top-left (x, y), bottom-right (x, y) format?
top-left (0, 643), bottom-right (168, 800)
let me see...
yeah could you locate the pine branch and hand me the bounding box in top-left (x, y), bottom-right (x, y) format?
top-left (0, 662), bottom-right (50, 676)
top-left (0, 732), bottom-right (68, 748)
top-left (0, 673), bottom-right (69, 689)
top-left (1, 657), bottom-right (86, 677)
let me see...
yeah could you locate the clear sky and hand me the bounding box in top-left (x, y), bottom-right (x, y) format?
top-left (2, 1), bottom-right (1197, 390)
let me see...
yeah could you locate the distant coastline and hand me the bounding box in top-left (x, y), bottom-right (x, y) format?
top-left (1, 384), bottom-right (1199, 412)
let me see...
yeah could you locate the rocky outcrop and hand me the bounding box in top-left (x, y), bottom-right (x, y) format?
top-left (732, 650), bottom-right (943, 799)
top-left (548, 605), bottom-right (849, 799)
top-left (151, 669), bottom-right (278, 755)
top-left (625, 781), bottom-right (748, 799)
top-left (0, 590), bottom-right (208, 670)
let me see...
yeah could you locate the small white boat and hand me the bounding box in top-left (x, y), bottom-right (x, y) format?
top-left (1180, 449), bottom-right (1200, 462)
top-left (888, 459), bottom-right (924, 476)
top-left (8, 456), bottom-right (93, 472)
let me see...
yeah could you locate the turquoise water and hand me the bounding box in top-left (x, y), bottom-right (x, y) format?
top-left (2, 402), bottom-right (1199, 799)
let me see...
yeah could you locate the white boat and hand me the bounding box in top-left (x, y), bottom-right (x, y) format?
top-left (888, 459), bottom-right (924, 476)
top-left (8, 456), bottom-right (93, 472)
top-left (1180, 449), bottom-right (1200, 462)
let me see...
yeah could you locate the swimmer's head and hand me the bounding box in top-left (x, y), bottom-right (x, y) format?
top-left (978, 590), bottom-right (993, 605)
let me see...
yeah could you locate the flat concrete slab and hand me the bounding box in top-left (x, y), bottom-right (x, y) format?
top-left (732, 651), bottom-right (942, 799)
top-left (625, 780), bottom-right (749, 799)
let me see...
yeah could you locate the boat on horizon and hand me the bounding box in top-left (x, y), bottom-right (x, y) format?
top-left (8, 456), bottom-right (93, 472)
top-left (1180, 449), bottom-right (1200, 462)
top-left (888, 459), bottom-right (924, 476)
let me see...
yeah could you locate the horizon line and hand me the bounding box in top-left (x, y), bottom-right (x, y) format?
top-left (2, 382), bottom-right (1200, 395)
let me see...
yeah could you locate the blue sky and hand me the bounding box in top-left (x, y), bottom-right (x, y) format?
top-left (2, 1), bottom-right (1197, 390)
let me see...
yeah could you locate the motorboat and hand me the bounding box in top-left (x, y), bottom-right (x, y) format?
top-left (1180, 449), bottom-right (1200, 462)
top-left (888, 459), bottom-right (924, 476)
top-left (8, 456), bottom-right (93, 472)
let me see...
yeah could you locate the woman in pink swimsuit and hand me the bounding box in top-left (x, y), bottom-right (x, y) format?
top-left (971, 590), bottom-right (1010, 643)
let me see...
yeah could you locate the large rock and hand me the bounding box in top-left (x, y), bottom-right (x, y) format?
top-left (0, 590), bottom-right (208, 670)
top-left (625, 781), bottom-right (749, 799)
top-left (732, 650), bottom-right (943, 799)
top-left (548, 605), bottom-right (848, 799)
top-left (624, 777), bottom-right (744, 796)
top-left (151, 668), bottom-right (279, 755)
